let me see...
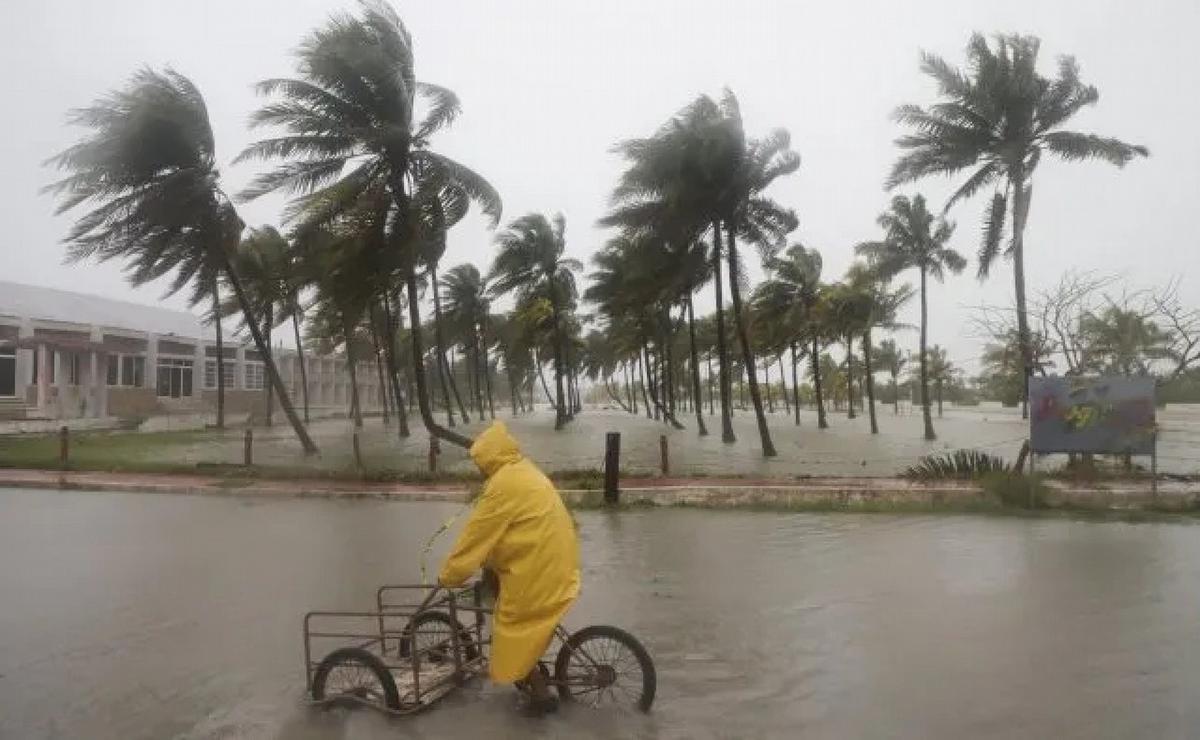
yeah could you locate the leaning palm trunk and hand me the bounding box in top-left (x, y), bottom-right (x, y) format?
top-left (480, 325), bottom-right (496, 420)
top-left (812, 336), bottom-right (828, 429)
top-left (726, 225), bottom-right (776, 457)
top-left (343, 316), bottom-right (363, 429)
top-left (548, 296), bottom-right (568, 429)
top-left (368, 318), bottom-right (389, 424)
top-left (919, 266), bottom-right (936, 441)
top-left (264, 304), bottom-right (274, 427)
top-left (604, 376), bottom-right (632, 412)
top-left (535, 351), bottom-right (556, 410)
top-left (711, 224), bottom-right (736, 443)
top-left (778, 354), bottom-right (791, 417)
top-left (211, 279), bottom-right (225, 430)
top-left (447, 349), bottom-right (471, 424)
top-left (864, 328), bottom-right (879, 435)
top-left (790, 342), bottom-right (801, 426)
top-left (378, 295), bottom-right (410, 438)
top-left (845, 335), bottom-right (855, 420)
top-left (636, 353), bottom-right (653, 419)
top-left (1011, 173), bottom-right (1033, 421)
top-left (402, 269), bottom-right (472, 449)
top-left (219, 253), bottom-right (317, 453)
top-left (429, 266), bottom-right (459, 427)
top-left (685, 293), bottom-right (708, 436)
top-left (291, 302), bottom-right (309, 424)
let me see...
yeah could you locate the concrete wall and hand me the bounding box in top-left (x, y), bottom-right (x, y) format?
top-left (107, 388), bottom-right (160, 418)
top-left (201, 389), bottom-right (266, 417)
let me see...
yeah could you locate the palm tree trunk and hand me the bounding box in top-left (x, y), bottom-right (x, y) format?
top-left (765, 360), bottom-right (774, 413)
top-left (535, 351), bottom-right (555, 409)
top-left (625, 361), bottom-right (637, 414)
top-left (892, 371), bottom-right (899, 415)
top-left (812, 337), bottom-right (828, 429)
top-left (343, 315), bottom-right (363, 429)
top-left (864, 329), bottom-right (878, 435)
top-left (605, 376), bottom-right (632, 412)
top-left (264, 304), bottom-right (274, 427)
top-left (211, 279), bottom-right (225, 430)
top-left (379, 294), bottom-right (410, 438)
top-left (219, 253), bottom-right (316, 453)
top-left (369, 320), bottom-right (390, 425)
top-left (636, 353), bottom-right (653, 419)
top-left (291, 303), bottom-right (309, 424)
top-left (400, 270), bottom-right (472, 449)
top-left (937, 379), bottom-right (944, 418)
top-left (845, 335), bottom-right (856, 420)
top-left (480, 325), bottom-right (496, 420)
top-left (919, 266), bottom-right (936, 441)
top-left (548, 294), bottom-right (568, 430)
top-left (429, 266), bottom-right (461, 427)
top-left (790, 342), bottom-right (801, 426)
top-left (778, 354), bottom-right (791, 417)
top-left (726, 223), bottom-right (776, 457)
top-left (1011, 173), bottom-right (1033, 421)
top-left (707, 352), bottom-right (715, 416)
top-left (685, 293), bottom-right (709, 436)
top-left (710, 223), bottom-right (736, 443)
top-left (446, 348), bottom-right (470, 423)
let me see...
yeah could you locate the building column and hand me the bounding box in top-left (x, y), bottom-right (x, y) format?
top-left (36, 343), bottom-right (48, 411)
top-left (90, 326), bottom-right (106, 418)
top-left (145, 333), bottom-right (159, 391)
top-left (17, 319), bottom-right (33, 402)
top-left (193, 341), bottom-right (204, 401)
top-left (53, 347), bottom-right (66, 419)
top-left (235, 346), bottom-right (246, 391)
top-left (89, 350), bottom-right (99, 418)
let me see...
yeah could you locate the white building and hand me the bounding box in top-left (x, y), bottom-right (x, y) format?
top-left (0, 281), bottom-right (382, 421)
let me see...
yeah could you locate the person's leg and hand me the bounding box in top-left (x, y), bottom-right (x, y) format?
top-left (526, 664), bottom-right (551, 702)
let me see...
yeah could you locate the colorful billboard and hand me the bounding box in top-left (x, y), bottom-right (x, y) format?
top-left (1029, 376), bottom-right (1156, 455)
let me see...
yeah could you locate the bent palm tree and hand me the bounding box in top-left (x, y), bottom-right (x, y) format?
top-left (239, 3), bottom-right (501, 449)
top-left (857, 194), bottom-right (965, 441)
top-left (889, 33), bottom-right (1147, 415)
top-left (490, 213), bottom-right (581, 430)
top-left (45, 68), bottom-right (317, 452)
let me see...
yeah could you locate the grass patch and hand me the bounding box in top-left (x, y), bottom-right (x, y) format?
top-left (981, 472), bottom-right (1051, 509)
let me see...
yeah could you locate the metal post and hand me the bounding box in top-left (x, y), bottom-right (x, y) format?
top-left (1151, 433), bottom-right (1158, 499)
top-left (603, 432), bottom-right (620, 505)
top-left (59, 425), bottom-right (69, 469)
top-left (244, 428), bottom-right (253, 466)
top-left (659, 434), bottom-right (669, 477)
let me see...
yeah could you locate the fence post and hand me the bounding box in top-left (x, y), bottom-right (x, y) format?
top-left (244, 428), bottom-right (253, 466)
top-left (604, 432), bottom-right (621, 505)
top-left (659, 434), bottom-right (669, 477)
top-left (59, 426), bottom-right (69, 469)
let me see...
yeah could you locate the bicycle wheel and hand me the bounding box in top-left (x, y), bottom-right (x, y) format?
top-left (311, 647), bottom-right (401, 710)
top-left (554, 625), bottom-right (656, 712)
top-left (397, 610), bottom-right (479, 664)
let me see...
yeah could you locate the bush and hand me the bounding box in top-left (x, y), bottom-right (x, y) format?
top-left (903, 449), bottom-right (1010, 480)
top-left (982, 472), bottom-right (1050, 509)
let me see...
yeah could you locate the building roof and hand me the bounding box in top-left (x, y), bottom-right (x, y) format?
top-left (0, 280), bottom-right (208, 339)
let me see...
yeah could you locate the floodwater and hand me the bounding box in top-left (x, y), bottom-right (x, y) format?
top-left (134, 403), bottom-right (1200, 477)
top-left (3, 490), bottom-right (1200, 739)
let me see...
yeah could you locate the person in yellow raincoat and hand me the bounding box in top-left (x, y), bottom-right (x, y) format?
top-left (439, 421), bottom-right (580, 712)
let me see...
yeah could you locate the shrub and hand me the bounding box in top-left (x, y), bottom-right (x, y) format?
top-left (982, 472), bottom-right (1050, 509)
top-left (903, 449), bottom-right (1010, 480)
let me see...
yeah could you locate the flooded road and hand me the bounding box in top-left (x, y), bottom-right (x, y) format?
top-left (3, 489), bottom-right (1200, 739)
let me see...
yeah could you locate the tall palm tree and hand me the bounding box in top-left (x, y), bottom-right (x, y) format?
top-left (857, 194), bottom-right (965, 441)
top-left (490, 213), bottom-right (581, 430)
top-left (442, 263), bottom-right (496, 420)
top-left (926, 345), bottom-right (958, 417)
top-left (875, 339), bottom-right (907, 415)
top-left (238, 2), bottom-right (501, 450)
top-left (843, 262), bottom-right (914, 434)
top-left (46, 68), bottom-right (317, 452)
top-left (888, 33), bottom-right (1147, 415)
top-left (1081, 306), bottom-right (1171, 376)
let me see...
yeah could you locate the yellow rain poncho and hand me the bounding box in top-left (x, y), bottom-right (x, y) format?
top-left (439, 422), bottom-right (581, 683)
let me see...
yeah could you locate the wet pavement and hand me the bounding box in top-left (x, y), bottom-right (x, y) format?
top-left (3, 488), bottom-right (1200, 738)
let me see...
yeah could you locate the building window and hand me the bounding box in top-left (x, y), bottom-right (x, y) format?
top-left (0, 347), bottom-right (14, 398)
top-left (107, 354), bottom-right (145, 387)
top-left (244, 361), bottom-right (265, 391)
top-left (204, 359), bottom-right (236, 390)
top-left (106, 355), bottom-right (119, 386)
top-left (156, 358), bottom-right (194, 398)
top-left (67, 354), bottom-right (82, 385)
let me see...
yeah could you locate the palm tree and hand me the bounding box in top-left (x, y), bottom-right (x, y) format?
top-left (1081, 306), bottom-right (1171, 376)
top-left (238, 3), bottom-right (501, 450)
top-left (875, 339), bottom-right (907, 414)
top-left (843, 263), bottom-right (914, 434)
top-left (442, 263), bottom-right (497, 420)
top-left (46, 68), bottom-right (317, 452)
top-left (926, 345), bottom-right (958, 417)
top-left (857, 194), bottom-right (965, 441)
top-left (490, 213), bottom-right (581, 430)
top-left (888, 33), bottom-right (1148, 415)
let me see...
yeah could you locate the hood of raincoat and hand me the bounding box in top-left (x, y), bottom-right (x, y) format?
top-left (470, 422), bottom-right (523, 477)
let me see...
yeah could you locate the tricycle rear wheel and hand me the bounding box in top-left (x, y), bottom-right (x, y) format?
top-left (311, 647), bottom-right (401, 711)
top-left (554, 625), bottom-right (656, 712)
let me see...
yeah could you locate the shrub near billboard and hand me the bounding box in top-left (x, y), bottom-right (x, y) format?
top-left (1029, 377), bottom-right (1157, 455)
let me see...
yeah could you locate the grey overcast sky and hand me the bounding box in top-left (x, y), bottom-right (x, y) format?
top-left (3, 0), bottom-right (1197, 371)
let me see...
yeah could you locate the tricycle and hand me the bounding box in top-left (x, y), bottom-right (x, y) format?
top-left (303, 582), bottom-right (656, 715)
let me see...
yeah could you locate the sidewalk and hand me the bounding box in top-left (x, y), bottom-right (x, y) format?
top-left (0, 468), bottom-right (1196, 512)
